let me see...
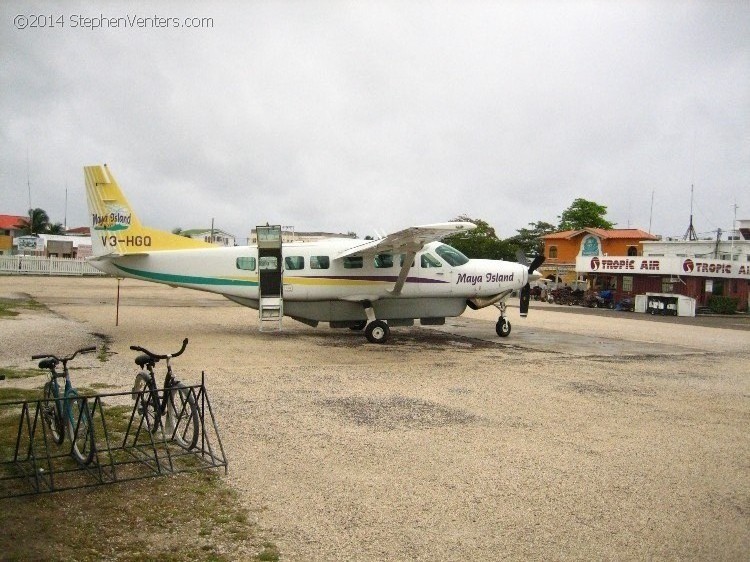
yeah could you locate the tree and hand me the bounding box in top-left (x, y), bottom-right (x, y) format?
top-left (557, 199), bottom-right (614, 231)
top-left (506, 221), bottom-right (557, 256)
top-left (15, 208), bottom-right (50, 235)
top-left (444, 216), bottom-right (517, 261)
top-left (47, 222), bottom-right (65, 234)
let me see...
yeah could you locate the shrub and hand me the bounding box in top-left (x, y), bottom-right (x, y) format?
top-left (707, 296), bottom-right (739, 314)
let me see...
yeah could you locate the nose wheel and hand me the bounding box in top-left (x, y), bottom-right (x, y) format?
top-left (496, 317), bottom-right (511, 337)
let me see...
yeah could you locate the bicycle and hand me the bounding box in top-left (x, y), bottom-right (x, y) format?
top-left (130, 338), bottom-right (200, 450)
top-left (33, 346), bottom-right (98, 465)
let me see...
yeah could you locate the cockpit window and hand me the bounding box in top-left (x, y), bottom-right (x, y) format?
top-left (421, 253), bottom-right (442, 268)
top-left (435, 244), bottom-right (470, 266)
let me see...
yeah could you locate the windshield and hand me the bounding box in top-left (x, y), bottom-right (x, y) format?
top-left (435, 244), bottom-right (470, 266)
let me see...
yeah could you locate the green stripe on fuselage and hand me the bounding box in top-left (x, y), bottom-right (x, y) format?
top-left (114, 263), bottom-right (258, 287)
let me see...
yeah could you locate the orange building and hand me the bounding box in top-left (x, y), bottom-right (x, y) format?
top-left (0, 215), bottom-right (26, 255)
top-left (541, 228), bottom-right (659, 285)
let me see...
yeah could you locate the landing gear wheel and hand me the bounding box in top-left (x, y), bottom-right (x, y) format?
top-left (349, 320), bottom-right (367, 331)
top-left (496, 318), bottom-right (511, 338)
top-left (365, 320), bottom-right (390, 344)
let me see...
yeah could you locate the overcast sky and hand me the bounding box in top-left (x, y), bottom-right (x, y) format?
top-left (2, 1), bottom-right (748, 243)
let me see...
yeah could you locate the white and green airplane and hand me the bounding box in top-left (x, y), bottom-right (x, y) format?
top-left (85, 164), bottom-right (543, 343)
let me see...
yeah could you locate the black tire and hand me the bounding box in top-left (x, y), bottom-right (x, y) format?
top-left (66, 391), bottom-right (96, 465)
top-left (42, 381), bottom-right (65, 445)
top-left (133, 372), bottom-right (160, 435)
top-left (349, 320), bottom-right (367, 331)
top-left (167, 382), bottom-right (200, 450)
top-left (607, 301), bottom-right (615, 310)
top-left (365, 320), bottom-right (390, 344)
top-left (496, 318), bottom-right (511, 337)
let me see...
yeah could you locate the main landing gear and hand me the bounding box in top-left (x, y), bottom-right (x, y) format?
top-left (365, 320), bottom-right (390, 344)
top-left (361, 301), bottom-right (390, 344)
top-left (494, 301), bottom-right (511, 338)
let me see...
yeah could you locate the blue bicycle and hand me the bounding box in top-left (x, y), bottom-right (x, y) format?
top-left (34, 346), bottom-right (97, 465)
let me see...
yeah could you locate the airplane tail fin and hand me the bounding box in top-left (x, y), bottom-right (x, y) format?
top-left (84, 164), bottom-right (214, 257)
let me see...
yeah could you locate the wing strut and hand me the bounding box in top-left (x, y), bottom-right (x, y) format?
top-left (390, 250), bottom-right (416, 296)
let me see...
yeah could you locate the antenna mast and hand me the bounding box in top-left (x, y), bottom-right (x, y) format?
top-left (683, 184), bottom-right (697, 241)
top-left (648, 189), bottom-right (654, 233)
top-left (26, 148), bottom-right (31, 210)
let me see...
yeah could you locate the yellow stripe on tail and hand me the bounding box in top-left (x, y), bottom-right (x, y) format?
top-left (84, 164), bottom-right (214, 256)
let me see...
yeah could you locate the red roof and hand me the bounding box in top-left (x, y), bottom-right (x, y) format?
top-left (0, 215), bottom-right (27, 230)
top-left (65, 226), bottom-right (90, 235)
top-left (542, 228), bottom-right (658, 241)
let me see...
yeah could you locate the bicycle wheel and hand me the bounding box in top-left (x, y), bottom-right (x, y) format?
top-left (42, 382), bottom-right (65, 445)
top-left (166, 382), bottom-right (199, 450)
top-left (132, 372), bottom-right (160, 434)
top-left (65, 390), bottom-right (96, 465)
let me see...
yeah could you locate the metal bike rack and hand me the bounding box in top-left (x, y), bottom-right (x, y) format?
top-left (0, 372), bottom-right (227, 498)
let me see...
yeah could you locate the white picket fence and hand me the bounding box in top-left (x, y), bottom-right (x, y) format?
top-left (0, 255), bottom-right (105, 276)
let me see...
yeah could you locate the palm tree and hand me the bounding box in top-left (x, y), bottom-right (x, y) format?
top-left (15, 208), bottom-right (51, 235)
top-left (47, 222), bottom-right (65, 234)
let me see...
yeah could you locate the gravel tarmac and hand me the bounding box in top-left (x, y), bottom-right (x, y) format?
top-left (1, 276), bottom-right (748, 560)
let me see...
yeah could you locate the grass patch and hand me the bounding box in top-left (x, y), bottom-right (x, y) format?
top-left (0, 396), bottom-right (277, 560)
top-left (91, 333), bottom-right (113, 363)
top-left (0, 388), bottom-right (42, 403)
top-left (0, 367), bottom-right (42, 380)
top-left (0, 472), bottom-right (273, 561)
top-left (0, 297), bottom-right (47, 318)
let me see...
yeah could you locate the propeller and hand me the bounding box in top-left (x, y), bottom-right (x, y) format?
top-left (519, 254), bottom-right (545, 317)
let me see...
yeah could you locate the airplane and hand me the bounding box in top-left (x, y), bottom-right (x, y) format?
top-left (84, 164), bottom-right (544, 344)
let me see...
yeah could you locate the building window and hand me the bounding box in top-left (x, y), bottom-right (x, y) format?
top-left (310, 256), bottom-right (330, 269)
top-left (627, 246), bottom-right (638, 256)
top-left (285, 256), bottom-right (304, 270)
top-left (344, 256), bottom-right (363, 269)
top-left (661, 278), bottom-right (674, 293)
top-left (548, 246), bottom-right (558, 259)
top-left (236, 257), bottom-right (256, 271)
top-left (622, 276), bottom-right (633, 292)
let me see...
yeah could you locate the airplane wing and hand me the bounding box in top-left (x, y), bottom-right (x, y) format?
top-left (336, 222), bottom-right (475, 296)
top-left (336, 222), bottom-right (475, 259)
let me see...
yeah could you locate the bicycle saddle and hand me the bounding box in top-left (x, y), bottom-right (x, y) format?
top-left (38, 358), bottom-right (57, 370)
top-left (134, 354), bottom-right (157, 368)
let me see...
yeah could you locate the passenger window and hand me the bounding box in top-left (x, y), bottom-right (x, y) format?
top-left (421, 253), bottom-right (442, 268)
top-left (374, 254), bottom-right (393, 268)
top-left (344, 256), bottom-right (363, 269)
top-left (236, 257), bottom-right (256, 271)
top-left (259, 256), bottom-right (278, 271)
top-left (285, 256), bottom-right (304, 270)
top-left (310, 255), bottom-right (330, 269)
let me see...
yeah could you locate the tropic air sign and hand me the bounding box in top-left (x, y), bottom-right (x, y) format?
top-left (577, 256), bottom-right (750, 280)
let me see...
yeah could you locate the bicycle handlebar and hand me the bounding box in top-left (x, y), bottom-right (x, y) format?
top-left (32, 345), bottom-right (98, 363)
top-left (129, 338), bottom-right (189, 360)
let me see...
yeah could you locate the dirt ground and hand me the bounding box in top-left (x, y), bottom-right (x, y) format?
top-left (1, 276), bottom-right (748, 560)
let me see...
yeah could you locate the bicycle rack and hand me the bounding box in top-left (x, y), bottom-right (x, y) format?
top-left (0, 372), bottom-right (227, 498)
